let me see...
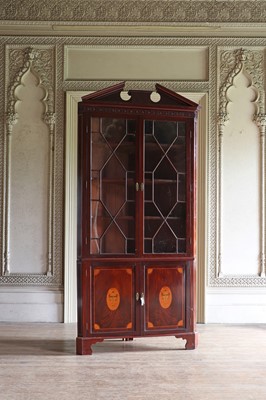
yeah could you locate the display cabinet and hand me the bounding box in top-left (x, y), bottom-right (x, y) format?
top-left (76, 82), bottom-right (199, 355)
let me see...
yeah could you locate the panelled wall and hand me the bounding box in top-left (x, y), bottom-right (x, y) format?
top-left (1, 5), bottom-right (266, 322)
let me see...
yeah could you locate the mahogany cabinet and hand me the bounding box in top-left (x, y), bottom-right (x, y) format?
top-left (76, 82), bottom-right (199, 355)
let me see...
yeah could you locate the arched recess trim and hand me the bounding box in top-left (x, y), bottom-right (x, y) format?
top-left (217, 48), bottom-right (266, 281)
top-left (2, 47), bottom-right (56, 282)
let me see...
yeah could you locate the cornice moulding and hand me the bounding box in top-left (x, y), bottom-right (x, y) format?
top-left (3, 23), bottom-right (266, 38)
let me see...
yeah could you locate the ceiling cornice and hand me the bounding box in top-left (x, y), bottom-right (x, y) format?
top-left (1, 1), bottom-right (266, 24)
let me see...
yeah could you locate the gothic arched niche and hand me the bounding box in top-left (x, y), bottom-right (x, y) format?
top-left (219, 55), bottom-right (261, 277)
top-left (9, 65), bottom-right (50, 274)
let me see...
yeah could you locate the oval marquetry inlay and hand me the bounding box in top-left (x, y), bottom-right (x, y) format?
top-left (159, 286), bottom-right (172, 309)
top-left (106, 288), bottom-right (120, 311)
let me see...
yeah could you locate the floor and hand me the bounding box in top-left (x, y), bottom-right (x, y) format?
top-left (0, 323), bottom-right (265, 400)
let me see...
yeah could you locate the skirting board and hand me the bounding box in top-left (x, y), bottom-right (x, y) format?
top-left (206, 288), bottom-right (266, 323)
top-left (0, 288), bottom-right (63, 322)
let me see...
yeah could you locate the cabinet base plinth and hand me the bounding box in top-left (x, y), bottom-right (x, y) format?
top-left (76, 333), bottom-right (198, 354)
top-left (176, 332), bottom-right (198, 350)
top-left (76, 337), bottom-right (104, 355)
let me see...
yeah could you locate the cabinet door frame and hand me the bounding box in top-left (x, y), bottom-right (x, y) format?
top-left (140, 116), bottom-right (195, 257)
top-left (80, 112), bottom-right (142, 258)
top-left (79, 260), bottom-right (140, 337)
top-left (141, 261), bottom-right (193, 336)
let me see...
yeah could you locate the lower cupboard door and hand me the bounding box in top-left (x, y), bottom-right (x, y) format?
top-left (144, 264), bottom-right (186, 333)
top-left (91, 264), bottom-right (137, 335)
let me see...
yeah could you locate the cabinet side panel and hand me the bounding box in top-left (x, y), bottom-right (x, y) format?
top-left (77, 260), bottom-right (82, 337)
top-left (77, 110), bottom-right (83, 260)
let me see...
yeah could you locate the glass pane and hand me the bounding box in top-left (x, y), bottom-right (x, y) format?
top-left (154, 223), bottom-right (177, 253)
top-left (91, 131), bottom-right (112, 171)
top-left (101, 224), bottom-right (126, 254)
top-left (154, 121), bottom-right (177, 145)
top-left (145, 218), bottom-right (162, 238)
top-left (102, 118), bottom-right (126, 145)
top-left (90, 202), bottom-right (112, 254)
top-left (90, 117), bottom-right (136, 254)
top-left (144, 119), bottom-right (187, 254)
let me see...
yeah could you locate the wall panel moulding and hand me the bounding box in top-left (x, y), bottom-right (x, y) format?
top-left (210, 46), bottom-right (266, 288)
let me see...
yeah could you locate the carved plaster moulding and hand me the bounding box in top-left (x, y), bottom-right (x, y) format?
top-left (1, 1), bottom-right (266, 24)
top-left (218, 47), bottom-right (264, 119)
top-left (2, 35), bottom-right (266, 51)
top-left (210, 46), bottom-right (266, 287)
top-left (63, 80), bottom-right (209, 94)
top-left (6, 46), bottom-right (55, 117)
top-left (0, 44), bottom-right (61, 286)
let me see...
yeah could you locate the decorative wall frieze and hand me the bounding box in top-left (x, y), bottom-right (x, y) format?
top-left (1, 1), bottom-right (266, 24)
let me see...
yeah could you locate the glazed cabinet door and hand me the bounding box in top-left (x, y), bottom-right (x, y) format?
top-left (143, 263), bottom-right (186, 334)
top-left (88, 263), bottom-right (139, 336)
top-left (142, 118), bottom-right (193, 256)
top-left (88, 116), bottom-right (138, 256)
